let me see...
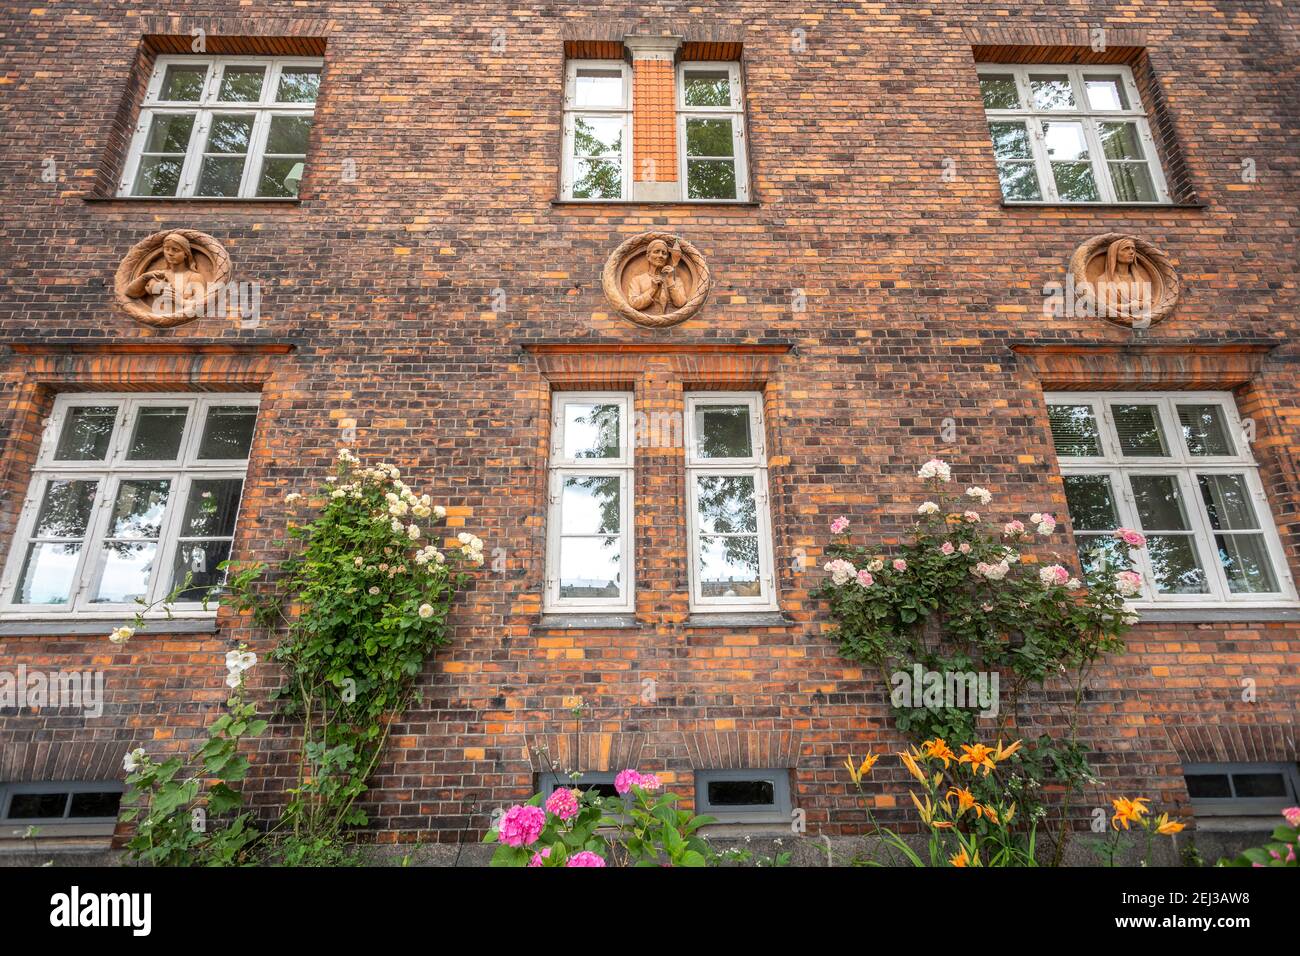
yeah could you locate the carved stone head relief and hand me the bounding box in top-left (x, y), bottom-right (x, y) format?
top-left (1069, 232), bottom-right (1179, 328)
top-left (602, 231), bottom-right (711, 329)
top-left (114, 229), bottom-right (232, 328)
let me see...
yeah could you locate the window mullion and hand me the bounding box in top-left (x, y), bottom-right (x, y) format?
top-left (1082, 119), bottom-right (1116, 203)
top-left (178, 109), bottom-right (210, 198)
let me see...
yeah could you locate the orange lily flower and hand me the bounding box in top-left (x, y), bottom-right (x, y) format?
top-left (949, 848), bottom-right (970, 867)
top-left (844, 753), bottom-right (880, 785)
top-left (1154, 812), bottom-right (1185, 835)
top-left (1110, 796), bottom-right (1151, 830)
top-left (993, 739), bottom-right (1023, 762)
top-left (947, 787), bottom-right (977, 816)
top-left (898, 749), bottom-right (929, 785)
top-left (958, 743), bottom-right (997, 776)
top-left (923, 738), bottom-right (956, 767)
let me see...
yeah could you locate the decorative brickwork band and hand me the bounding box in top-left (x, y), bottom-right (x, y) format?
top-left (684, 731), bottom-right (804, 769)
top-left (524, 733), bottom-right (646, 773)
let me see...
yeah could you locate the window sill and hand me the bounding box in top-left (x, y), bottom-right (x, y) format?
top-left (0, 616), bottom-right (219, 636)
top-left (1129, 607), bottom-right (1300, 624)
top-left (552, 199), bottom-right (759, 208)
top-left (684, 611), bottom-right (793, 629)
top-left (1000, 201), bottom-right (1205, 210)
top-left (531, 613), bottom-right (641, 632)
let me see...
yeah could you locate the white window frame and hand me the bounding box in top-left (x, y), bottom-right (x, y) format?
top-left (977, 63), bottom-right (1170, 204)
top-left (561, 59), bottom-right (632, 201)
top-left (1047, 391), bottom-right (1296, 608)
top-left (684, 392), bottom-right (777, 612)
top-left (544, 392), bottom-right (635, 613)
top-left (119, 55), bottom-right (322, 199)
top-left (676, 61), bottom-right (749, 202)
top-left (0, 393), bottom-right (259, 620)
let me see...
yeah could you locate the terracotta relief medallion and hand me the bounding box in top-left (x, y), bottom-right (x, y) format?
top-left (114, 229), bottom-right (233, 328)
top-left (1069, 232), bottom-right (1179, 328)
top-left (602, 231), bottom-right (711, 329)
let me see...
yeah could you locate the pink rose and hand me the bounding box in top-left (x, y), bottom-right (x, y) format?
top-left (545, 787), bottom-right (580, 821)
top-left (1038, 564), bottom-right (1070, 587)
top-left (614, 769), bottom-right (643, 795)
top-left (1282, 807), bottom-right (1300, 827)
top-left (892, 559), bottom-right (908, 572)
top-left (1116, 570), bottom-right (1143, 598)
top-left (963, 511), bottom-right (980, 523)
top-left (566, 850), bottom-right (607, 867)
top-left (527, 847), bottom-right (552, 867)
top-left (958, 542), bottom-right (971, 554)
top-left (856, 569), bottom-right (874, 588)
top-left (498, 804), bottom-right (546, 847)
top-left (1115, 528), bottom-right (1147, 548)
top-left (830, 516), bottom-right (850, 535)
top-left (940, 541), bottom-right (955, 555)
top-left (1003, 520), bottom-right (1025, 537)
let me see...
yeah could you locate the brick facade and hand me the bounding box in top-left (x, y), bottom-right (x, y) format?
top-left (0, 1), bottom-right (1296, 847)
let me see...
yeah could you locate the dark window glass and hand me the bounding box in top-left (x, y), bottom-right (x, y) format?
top-left (68, 791), bottom-right (123, 818)
top-left (1185, 774), bottom-right (1232, 799)
top-left (197, 406), bottom-right (257, 459)
top-left (707, 779), bottom-right (775, 807)
top-left (6, 792), bottom-right (68, 819)
top-left (1232, 773), bottom-right (1287, 799)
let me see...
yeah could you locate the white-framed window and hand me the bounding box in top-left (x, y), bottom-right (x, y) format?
top-left (977, 64), bottom-right (1169, 204)
top-left (561, 60), bottom-right (632, 201)
top-left (0, 394), bottom-right (259, 618)
top-left (544, 393), bottom-right (634, 612)
top-left (120, 55), bottom-right (322, 198)
top-left (1046, 392), bottom-right (1296, 607)
top-left (677, 62), bottom-right (749, 201)
top-left (685, 393), bottom-right (777, 611)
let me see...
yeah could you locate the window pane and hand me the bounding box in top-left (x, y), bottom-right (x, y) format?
top-left (159, 65), bottom-right (207, 101)
top-left (1131, 474), bottom-right (1190, 530)
top-left (179, 479), bottom-right (244, 537)
top-left (707, 779), bottom-right (775, 806)
top-left (560, 476), bottom-right (621, 534)
top-left (143, 113), bottom-right (196, 153)
top-left (558, 537), bottom-right (621, 599)
top-left (197, 406), bottom-right (257, 459)
top-left (698, 534), bottom-right (761, 597)
top-left (1051, 161), bottom-right (1100, 201)
top-left (131, 155), bottom-right (184, 197)
top-left (980, 74), bottom-right (1019, 109)
top-left (1085, 76), bottom-right (1129, 110)
top-left (171, 540), bottom-right (234, 600)
top-left (988, 121), bottom-right (1032, 160)
top-left (1214, 533), bottom-right (1279, 594)
top-left (32, 479), bottom-right (98, 538)
top-left (572, 115), bottom-right (623, 156)
top-left (1048, 404), bottom-right (1101, 456)
top-left (1233, 773), bottom-right (1287, 798)
top-left (93, 541), bottom-right (158, 603)
top-left (1179, 405), bottom-right (1235, 456)
top-left (107, 480), bottom-right (171, 539)
top-left (562, 403), bottom-right (620, 459)
top-left (1145, 535), bottom-right (1209, 594)
top-left (684, 70), bottom-right (732, 107)
top-left (685, 118), bottom-right (734, 157)
top-left (687, 159), bottom-right (736, 200)
top-left (1112, 404), bottom-right (1169, 456)
top-left (276, 67), bottom-right (321, 103)
top-left (1108, 162), bottom-right (1157, 202)
top-left (68, 791), bottom-right (122, 818)
top-left (205, 114), bottom-right (254, 153)
top-left (55, 406), bottom-right (116, 461)
top-left (265, 115), bottom-right (312, 154)
top-left (696, 404), bottom-right (753, 458)
top-left (1098, 122), bottom-right (1144, 160)
top-left (572, 159), bottom-right (622, 199)
top-left (696, 475), bottom-right (758, 534)
top-left (997, 161), bottom-right (1041, 201)
top-left (6, 792), bottom-right (67, 819)
top-left (256, 157), bottom-right (305, 198)
top-left (126, 406), bottom-right (188, 460)
top-left (573, 68), bottom-right (623, 108)
top-left (16, 542), bottom-right (82, 604)
top-left (1030, 75), bottom-right (1075, 109)
top-left (1062, 474), bottom-right (1118, 530)
top-left (1197, 474), bottom-right (1258, 530)
top-left (1185, 774), bottom-right (1232, 799)
top-left (196, 157), bottom-right (247, 197)
top-left (1076, 534), bottom-right (1133, 578)
top-left (217, 66), bottom-right (265, 102)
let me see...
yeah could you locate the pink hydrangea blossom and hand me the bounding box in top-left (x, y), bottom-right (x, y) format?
top-left (856, 569), bottom-right (874, 588)
top-left (1282, 807), bottom-right (1300, 827)
top-left (614, 769), bottom-right (643, 795)
top-left (1115, 528), bottom-right (1147, 548)
top-left (498, 804), bottom-right (546, 847)
top-left (940, 541), bottom-right (955, 555)
top-left (545, 787), bottom-right (580, 821)
top-left (892, 559), bottom-right (908, 572)
top-left (637, 773), bottom-right (661, 792)
top-left (527, 847), bottom-right (552, 867)
top-left (830, 516), bottom-right (850, 534)
top-left (566, 851), bottom-right (607, 867)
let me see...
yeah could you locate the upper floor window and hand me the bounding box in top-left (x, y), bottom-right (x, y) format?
top-left (562, 60), bottom-right (632, 201)
top-left (120, 56), bottom-right (322, 199)
top-left (685, 393), bottom-right (776, 611)
top-left (1047, 392), bottom-right (1296, 606)
top-left (978, 64), bottom-right (1169, 204)
top-left (0, 394), bottom-right (259, 617)
top-left (678, 62), bottom-right (748, 201)
top-left (544, 393), bottom-right (634, 612)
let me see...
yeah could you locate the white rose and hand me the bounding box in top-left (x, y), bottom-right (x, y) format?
top-left (917, 501), bottom-right (940, 515)
top-left (109, 626), bottom-right (134, 645)
top-left (434, 505), bottom-right (447, 520)
top-left (408, 524), bottom-right (421, 540)
top-left (418, 603), bottom-right (434, 620)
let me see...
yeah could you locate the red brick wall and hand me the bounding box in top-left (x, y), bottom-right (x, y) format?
top-left (0, 1), bottom-right (1296, 844)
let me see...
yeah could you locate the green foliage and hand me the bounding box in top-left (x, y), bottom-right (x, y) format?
top-left (1219, 818), bottom-right (1299, 867)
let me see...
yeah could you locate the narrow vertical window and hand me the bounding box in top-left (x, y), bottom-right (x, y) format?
top-left (685, 393), bottom-right (776, 610)
top-left (545, 393), bottom-right (634, 611)
top-left (562, 61), bottom-right (631, 200)
top-left (677, 62), bottom-right (748, 201)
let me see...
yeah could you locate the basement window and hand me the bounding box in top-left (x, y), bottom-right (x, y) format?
top-left (1183, 763), bottom-right (1300, 817)
top-left (1, 782), bottom-right (124, 837)
top-left (694, 769), bottom-right (791, 823)
top-left (539, 772), bottom-right (620, 801)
